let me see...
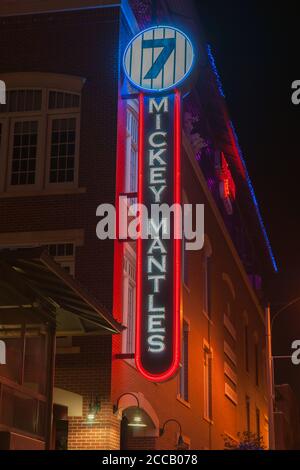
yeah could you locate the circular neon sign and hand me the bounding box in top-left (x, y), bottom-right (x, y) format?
top-left (123, 26), bottom-right (194, 93)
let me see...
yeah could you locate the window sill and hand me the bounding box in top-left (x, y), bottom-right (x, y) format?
top-left (203, 416), bottom-right (214, 425)
top-left (183, 282), bottom-right (190, 294)
top-left (176, 395), bottom-right (191, 408)
top-left (123, 357), bottom-right (137, 370)
top-left (203, 310), bottom-right (213, 324)
top-left (0, 187), bottom-right (87, 198)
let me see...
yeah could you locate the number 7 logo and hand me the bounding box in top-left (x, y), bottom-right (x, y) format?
top-left (142, 38), bottom-right (176, 80)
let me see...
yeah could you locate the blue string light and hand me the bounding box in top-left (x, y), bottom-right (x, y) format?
top-left (229, 122), bottom-right (278, 273)
top-left (206, 44), bottom-right (226, 98)
top-left (206, 44), bottom-right (278, 272)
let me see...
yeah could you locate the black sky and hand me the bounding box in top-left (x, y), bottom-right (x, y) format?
top-left (194, 1), bottom-right (300, 396)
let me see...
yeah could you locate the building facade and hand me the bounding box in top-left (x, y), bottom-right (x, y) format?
top-left (0, 0), bottom-right (275, 450)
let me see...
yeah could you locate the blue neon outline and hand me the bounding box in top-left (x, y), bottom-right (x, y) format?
top-left (206, 44), bottom-right (226, 98)
top-left (229, 122), bottom-right (278, 273)
top-left (206, 44), bottom-right (278, 272)
top-left (123, 25), bottom-right (195, 93)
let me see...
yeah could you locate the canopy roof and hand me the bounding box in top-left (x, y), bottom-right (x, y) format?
top-left (0, 248), bottom-right (122, 335)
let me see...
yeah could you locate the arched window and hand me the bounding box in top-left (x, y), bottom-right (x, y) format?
top-left (0, 72), bottom-right (85, 194)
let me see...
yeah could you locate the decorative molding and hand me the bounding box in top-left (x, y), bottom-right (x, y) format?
top-left (224, 362), bottom-right (237, 385)
top-left (0, 72), bottom-right (86, 93)
top-left (225, 383), bottom-right (238, 406)
top-left (224, 314), bottom-right (237, 340)
top-left (224, 341), bottom-right (236, 366)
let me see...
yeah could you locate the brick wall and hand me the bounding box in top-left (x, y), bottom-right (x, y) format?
top-left (55, 335), bottom-right (120, 450)
top-left (0, 7), bottom-right (120, 311)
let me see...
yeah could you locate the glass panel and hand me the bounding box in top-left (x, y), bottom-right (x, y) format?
top-left (0, 90), bottom-right (42, 113)
top-left (0, 324), bottom-right (23, 383)
top-left (48, 91), bottom-right (80, 110)
top-left (11, 120), bottom-right (38, 185)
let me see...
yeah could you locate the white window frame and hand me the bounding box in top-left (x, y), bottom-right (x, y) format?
top-left (0, 73), bottom-right (85, 197)
top-left (7, 115), bottom-right (45, 192)
top-left (46, 112), bottom-right (80, 189)
top-left (125, 101), bottom-right (138, 196)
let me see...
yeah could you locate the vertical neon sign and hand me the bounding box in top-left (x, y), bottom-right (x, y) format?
top-left (123, 26), bottom-right (194, 382)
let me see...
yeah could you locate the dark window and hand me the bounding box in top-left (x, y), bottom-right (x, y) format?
top-left (245, 324), bottom-right (249, 372)
top-left (256, 408), bottom-right (260, 438)
top-left (11, 120), bottom-right (38, 185)
top-left (179, 321), bottom-right (189, 401)
top-left (255, 342), bottom-right (259, 386)
top-left (246, 396), bottom-right (250, 433)
top-left (49, 91), bottom-right (80, 110)
top-left (0, 89), bottom-right (42, 113)
top-left (49, 118), bottom-right (76, 183)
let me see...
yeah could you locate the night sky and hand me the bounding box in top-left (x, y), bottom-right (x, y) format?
top-left (195, 1), bottom-right (300, 395)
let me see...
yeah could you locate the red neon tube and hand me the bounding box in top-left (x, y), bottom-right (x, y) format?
top-left (135, 91), bottom-right (182, 383)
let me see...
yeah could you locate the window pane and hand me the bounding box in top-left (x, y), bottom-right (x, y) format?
top-left (48, 91), bottom-right (80, 110)
top-left (49, 118), bottom-right (76, 183)
top-left (11, 120), bottom-right (38, 185)
top-left (179, 322), bottom-right (189, 401)
top-left (0, 90), bottom-right (42, 113)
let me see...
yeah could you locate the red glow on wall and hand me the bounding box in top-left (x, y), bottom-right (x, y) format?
top-left (220, 152), bottom-right (236, 200)
top-left (135, 92), bottom-right (144, 378)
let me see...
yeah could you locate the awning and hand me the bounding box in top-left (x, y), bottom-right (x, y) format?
top-left (0, 248), bottom-right (122, 335)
